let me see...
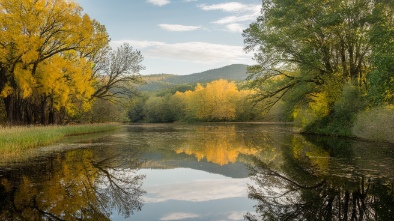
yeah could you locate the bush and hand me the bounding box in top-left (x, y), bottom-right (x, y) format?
top-left (352, 106), bottom-right (394, 143)
top-left (303, 83), bottom-right (366, 136)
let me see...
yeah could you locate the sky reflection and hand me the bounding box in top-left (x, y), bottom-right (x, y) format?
top-left (141, 168), bottom-right (250, 203)
top-left (128, 168), bottom-right (254, 221)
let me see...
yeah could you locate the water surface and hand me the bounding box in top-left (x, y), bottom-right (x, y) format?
top-left (1, 123), bottom-right (393, 220)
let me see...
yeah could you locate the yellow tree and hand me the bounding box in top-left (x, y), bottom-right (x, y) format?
top-left (193, 79), bottom-right (240, 121)
top-left (205, 79), bottom-right (239, 120)
top-left (172, 80), bottom-right (245, 121)
top-left (0, 0), bottom-right (109, 124)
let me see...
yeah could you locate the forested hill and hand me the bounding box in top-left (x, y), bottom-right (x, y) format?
top-left (139, 64), bottom-right (248, 91)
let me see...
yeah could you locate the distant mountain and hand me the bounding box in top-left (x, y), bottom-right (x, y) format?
top-left (139, 64), bottom-right (248, 92)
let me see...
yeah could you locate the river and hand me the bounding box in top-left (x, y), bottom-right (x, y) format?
top-left (1, 123), bottom-right (394, 220)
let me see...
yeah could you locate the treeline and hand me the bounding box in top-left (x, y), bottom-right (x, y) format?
top-left (243, 0), bottom-right (394, 136)
top-left (128, 79), bottom-right (279, 123)
top-left (0, 0), bottom-right (143, 125)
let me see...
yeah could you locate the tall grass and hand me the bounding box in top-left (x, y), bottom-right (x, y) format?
top-left (0, 124), bottom-right (120, 154)
top-left (352, 106), bottom-right (394, 143)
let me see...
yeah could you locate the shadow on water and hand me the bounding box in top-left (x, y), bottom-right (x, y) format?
top-left (0, 145), bottom-right (145, 221)
top-left (245, 134), bottom-right (394, 221)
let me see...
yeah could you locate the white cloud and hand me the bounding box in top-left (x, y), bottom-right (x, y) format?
top-left (112, 40), bottom-right (252, 64)
top-left (146, 42), bottom-right (250, 63)
top-left (183, 0), bottom-right (197, 2)
top-left (214, 14), bottom-right (258, 25)
top-left (111, 40), bottom-right (164, 49)
top-left (159, 24), bottom-right (201, 32)
top-left (143, 178), bottom-right (249, 203)
top-left (146, 0), bottom-right (170, 6)
top-left (198, 2), bottom-right (256, 13)
top-left (198, 2), bottom-right (261, 26)
top-left (226, 23), bottom-right (245, 33)
top-left (227, 211), bottom-right (246, 221)
top-left (160, 213), bottom-right (200, 221)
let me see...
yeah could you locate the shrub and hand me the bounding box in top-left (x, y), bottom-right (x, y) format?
top-left (352, 106), bottom-right (394, 143)
top-left (303, 83), bottom-right (366, 136)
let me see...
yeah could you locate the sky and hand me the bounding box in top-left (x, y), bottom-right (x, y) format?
top-left (74, 0), bottom-right (261, 75)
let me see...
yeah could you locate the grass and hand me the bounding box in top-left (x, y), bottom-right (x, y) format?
top-left (0, 123), bottom-right (121, 155)
top-left (352, 106), bottom-right (394, 143)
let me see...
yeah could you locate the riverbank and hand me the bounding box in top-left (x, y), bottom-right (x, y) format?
top-left (0, 124), bottom-right (121, 155)
top-left (302, 106), bottom-right (394, 144)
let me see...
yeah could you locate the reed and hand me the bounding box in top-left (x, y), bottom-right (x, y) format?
top-left (0, 124), bottom-right (120, 154)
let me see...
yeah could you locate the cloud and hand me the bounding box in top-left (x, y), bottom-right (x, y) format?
top-left (111, 40), bottom-right (164, 49)
top-left (159, 24), bottom-right (201, 32)
top-left (227, 211), bottom-right (247, 221)
top-left (214, 14), bottom-right (258, 25)
top-left (198, 2), bottom-right (256, 13)
top-left (160, 213), bottom-right (200, 221)
top-left (225, 23), bottom-right (245, 33)
top-left (198, 2), bottom-right (261, 27)
top-left (183, 0), bottom-right (197, 2)
top-left (112, 40), bottom-right (252, 64)
top-left (146, 0), bottom-right (170, 6)
top-left (143, 178), bottom-right (249, 203)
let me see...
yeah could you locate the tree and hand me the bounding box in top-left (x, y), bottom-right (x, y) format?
top-left (128, 95), bottom-right (147, 123)
top-left (367, 1), bottom-right (394, 105)
top-left (0, 0), bottom-right (109, 125)
top-left (91, 43), bottom-right (144, 100)
top-left (143, 95), bottom-right (175, 123)
top-left (243, 0), bottom-right (375, 115)
top-left (183, 79), bottom-right (241, 121)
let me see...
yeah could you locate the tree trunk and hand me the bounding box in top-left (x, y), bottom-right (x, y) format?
top-left (40, 96), bottom-right (47, 125)
top-left (3, 96), bottom-right (14, 125)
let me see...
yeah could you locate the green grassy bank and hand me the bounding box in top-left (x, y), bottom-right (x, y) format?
top-left (0, 124), bottom-right (120, 154)
top-left (303, 106), bottom-right (394, 144)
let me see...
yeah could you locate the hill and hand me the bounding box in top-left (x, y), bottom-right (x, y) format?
top-left (139, 64), bottom-right (248, 92)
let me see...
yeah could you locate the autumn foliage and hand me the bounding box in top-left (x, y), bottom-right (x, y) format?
top-left (128, 79), bottom-right (270, 122)
top-left (0, 0), bottom-right (143, 125)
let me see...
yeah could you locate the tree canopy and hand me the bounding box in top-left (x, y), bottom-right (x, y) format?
top-left (0, 0), bottom-right (144, 125)
top-left (243, 0), bottom-right (394, 131)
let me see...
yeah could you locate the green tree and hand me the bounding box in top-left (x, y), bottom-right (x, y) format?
top-left (128, 95), bottom-right (147, 123)
top-left (367, 1), bottom-right (394, 105)
top-left (243, 0), bottom-right (375, 115)
top-left (143, 95), bottom-right (175, 123)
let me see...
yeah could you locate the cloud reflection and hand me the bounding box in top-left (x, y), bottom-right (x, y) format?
top-left (160, 212), bottom-right (200, 220)
top-left (144, 178), bottom-right (249, 203)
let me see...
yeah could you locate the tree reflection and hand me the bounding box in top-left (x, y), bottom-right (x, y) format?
top-left (0, 148), bottom-right (145, 221)
top-left (245, 136), bottom-right (394, 221)
top-left (175, 125), bottom-right (261, 166)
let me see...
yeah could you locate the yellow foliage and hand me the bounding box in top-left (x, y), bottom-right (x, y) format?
top-left (14, 64), bottom-right (35, 98)
top-left (0, 84), bottom-right (13, 98)
top-left (0, 0), bottom-right (110, 122)
top-left (174, 79), bottom-right (243, 121)
top-left (175, 125), bottom-right (260, 166)
top-left (308, 92), bottom-right (330, 118)
top-left (0, 149), bottom-right (144, 220)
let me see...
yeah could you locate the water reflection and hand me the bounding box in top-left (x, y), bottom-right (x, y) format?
top-left (1, 124), bottom-right (394, 221)
top-left (0, 148), bottom-right (145, 221)
top-left (175, 125), bottom-right (260, 165)
top-left (246, 135), bottom-right (394, 221)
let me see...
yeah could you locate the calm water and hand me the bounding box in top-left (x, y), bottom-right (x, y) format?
top-left (1, 123), bottom-right (394, 221)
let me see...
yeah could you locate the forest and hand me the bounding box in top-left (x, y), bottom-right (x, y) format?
top-left (1, 0), bottom-right (394, 141)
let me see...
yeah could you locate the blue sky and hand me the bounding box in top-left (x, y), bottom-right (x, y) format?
top-left (74, 0), bottom-right (261, 75)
